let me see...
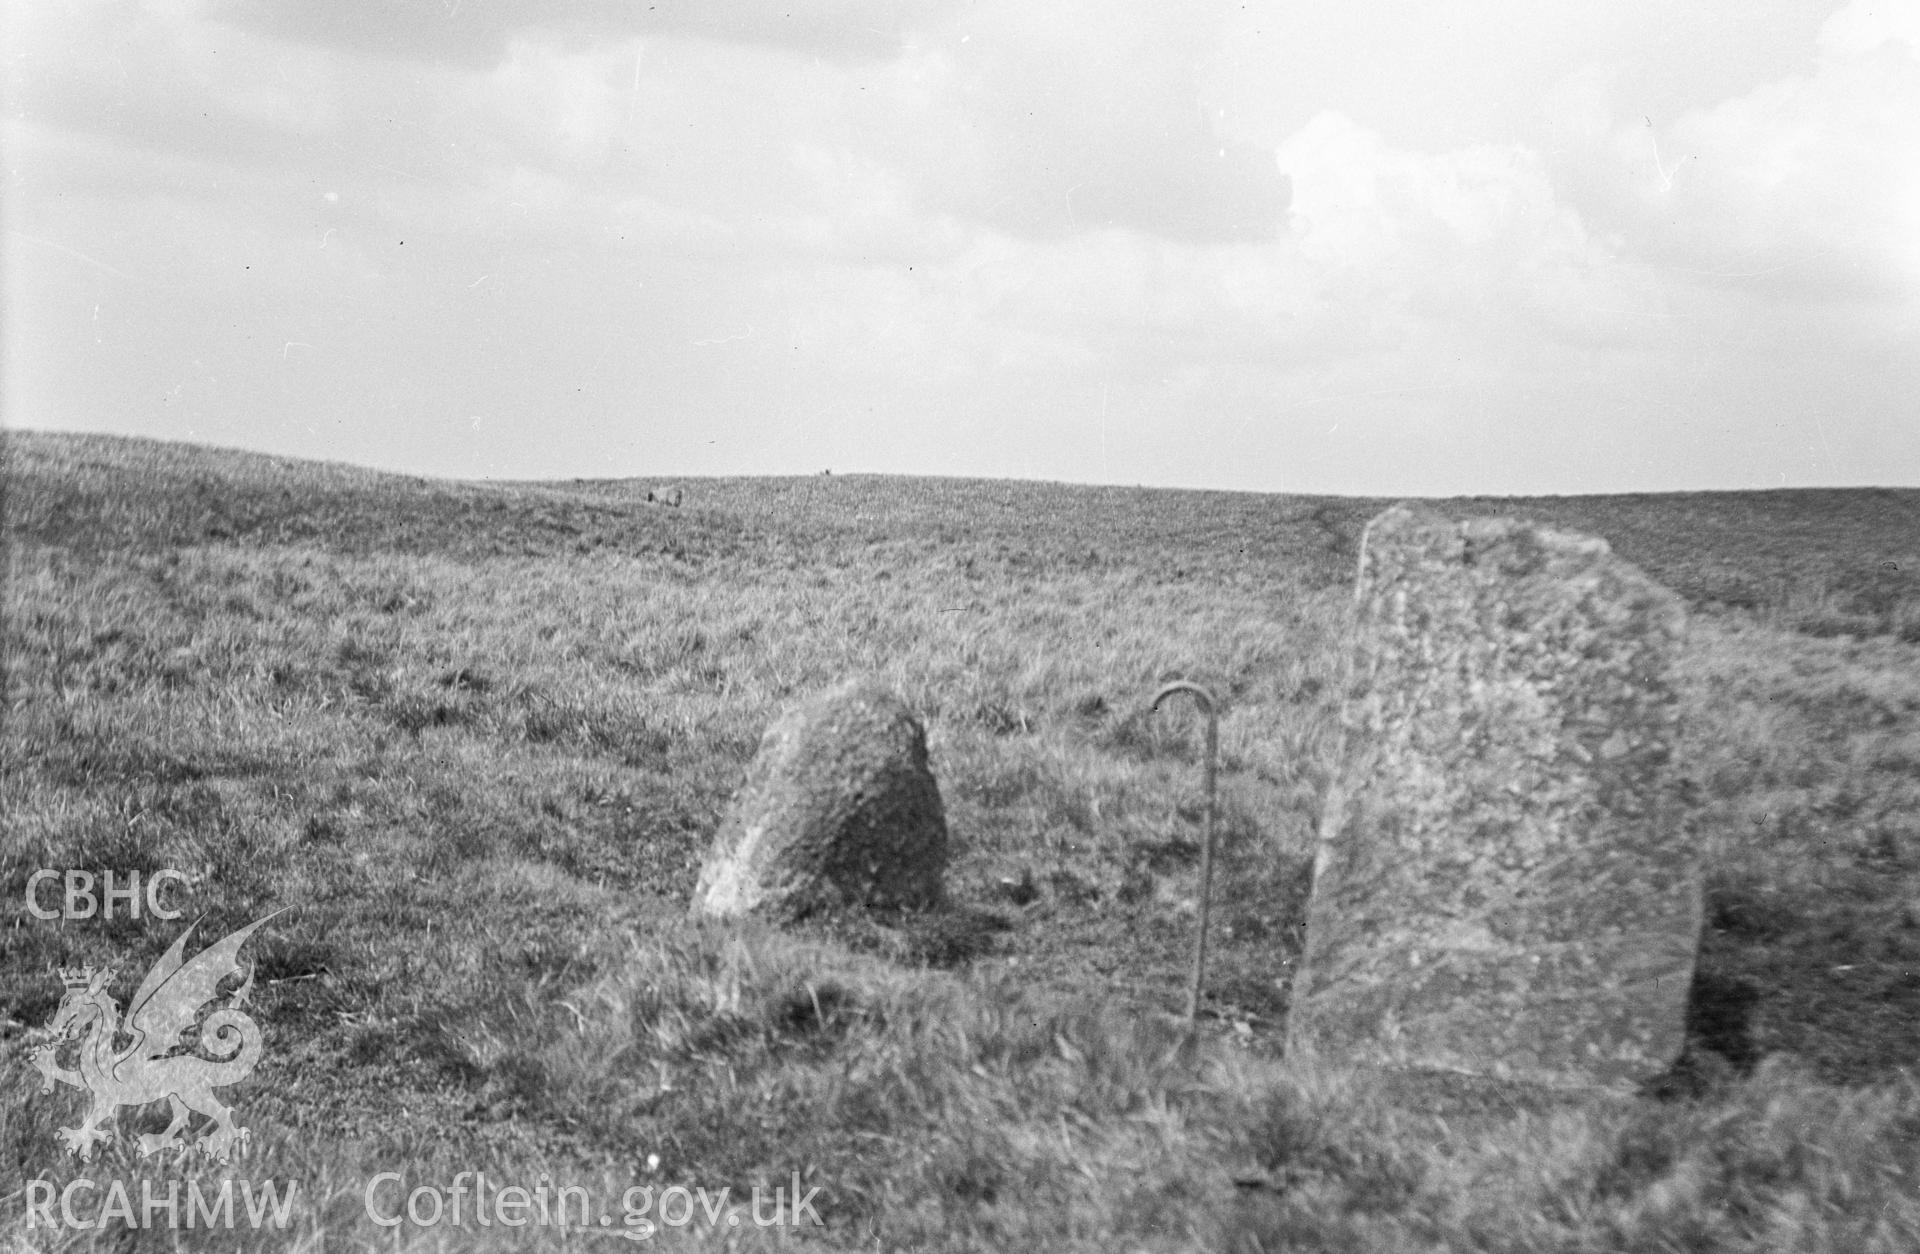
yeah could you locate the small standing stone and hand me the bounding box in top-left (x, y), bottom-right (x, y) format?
top-left (692, 680), bottom-right (949, 921)
top-left (1286, 505), bottom-right (1698, 1090)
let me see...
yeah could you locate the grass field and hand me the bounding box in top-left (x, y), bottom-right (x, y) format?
top-left (3, 429), bottom-right (1919, 1251)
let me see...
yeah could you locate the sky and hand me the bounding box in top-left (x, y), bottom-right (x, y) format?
top-left (5, 1), bottom-right (1918, 495)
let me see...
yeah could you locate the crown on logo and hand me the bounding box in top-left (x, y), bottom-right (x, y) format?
top-left (58, 964), bottom-right (108, 990)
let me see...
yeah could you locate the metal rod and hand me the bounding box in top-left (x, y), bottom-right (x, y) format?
top-left (1151, 680), bottom-right (1219, 1023)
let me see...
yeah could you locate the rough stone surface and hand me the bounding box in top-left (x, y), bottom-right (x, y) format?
top-left (1285, 504), bottom-right (1699, 1091)
top-left (691, 680), bottom-right (948, 920)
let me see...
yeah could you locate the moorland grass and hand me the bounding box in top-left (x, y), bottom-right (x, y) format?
top-left (2, 430), bottom-right (1918, 1250)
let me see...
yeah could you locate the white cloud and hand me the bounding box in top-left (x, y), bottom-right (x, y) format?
top-left (1276, 113), bottom-right (1668, 348)
top-left (1555, 0), bottom-right (1920, 297)
top-left (772, 99), bottom-right (1689, 400)
top-left (476, 39), bottom-right (632, 170)
top-left (1817, 0), bottom-right (1920, 57)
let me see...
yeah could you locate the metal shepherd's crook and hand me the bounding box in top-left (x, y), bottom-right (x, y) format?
top-left (1151, 681), bottom-right (1219, 1023)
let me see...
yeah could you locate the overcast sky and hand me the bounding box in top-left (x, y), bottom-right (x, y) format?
top-left (6, 1), bottom-right (1917, 494)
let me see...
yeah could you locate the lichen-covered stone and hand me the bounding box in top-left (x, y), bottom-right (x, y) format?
top-left (691, 680), bottom-right (948, 920)
top-left (1285, 505), bottom-right (1698, 1090)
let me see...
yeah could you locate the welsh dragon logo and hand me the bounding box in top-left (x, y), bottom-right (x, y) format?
top-left (30, 912), bottom-right (281, 1164)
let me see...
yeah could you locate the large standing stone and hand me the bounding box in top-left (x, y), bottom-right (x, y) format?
top-left (1285, 505), bottom-right (1698, 1090)
top-left (691, 680), bottom-right (948, 920)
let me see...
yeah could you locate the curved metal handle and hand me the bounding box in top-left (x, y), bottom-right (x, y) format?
top-left (1151, 680), bottom-right (1215, 719)
top-left (1152, 681), bottom-right (1220, 1023)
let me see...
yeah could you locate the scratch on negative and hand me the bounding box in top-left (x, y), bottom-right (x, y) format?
top-left (692, 325), bottom-right (754, 347)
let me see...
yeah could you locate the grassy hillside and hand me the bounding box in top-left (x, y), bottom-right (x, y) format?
top-left (3, 430), bottom-right (1918, 1251)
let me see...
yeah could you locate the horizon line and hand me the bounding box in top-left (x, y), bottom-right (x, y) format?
top-left (8, 425), bottom-right (1918, 502)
